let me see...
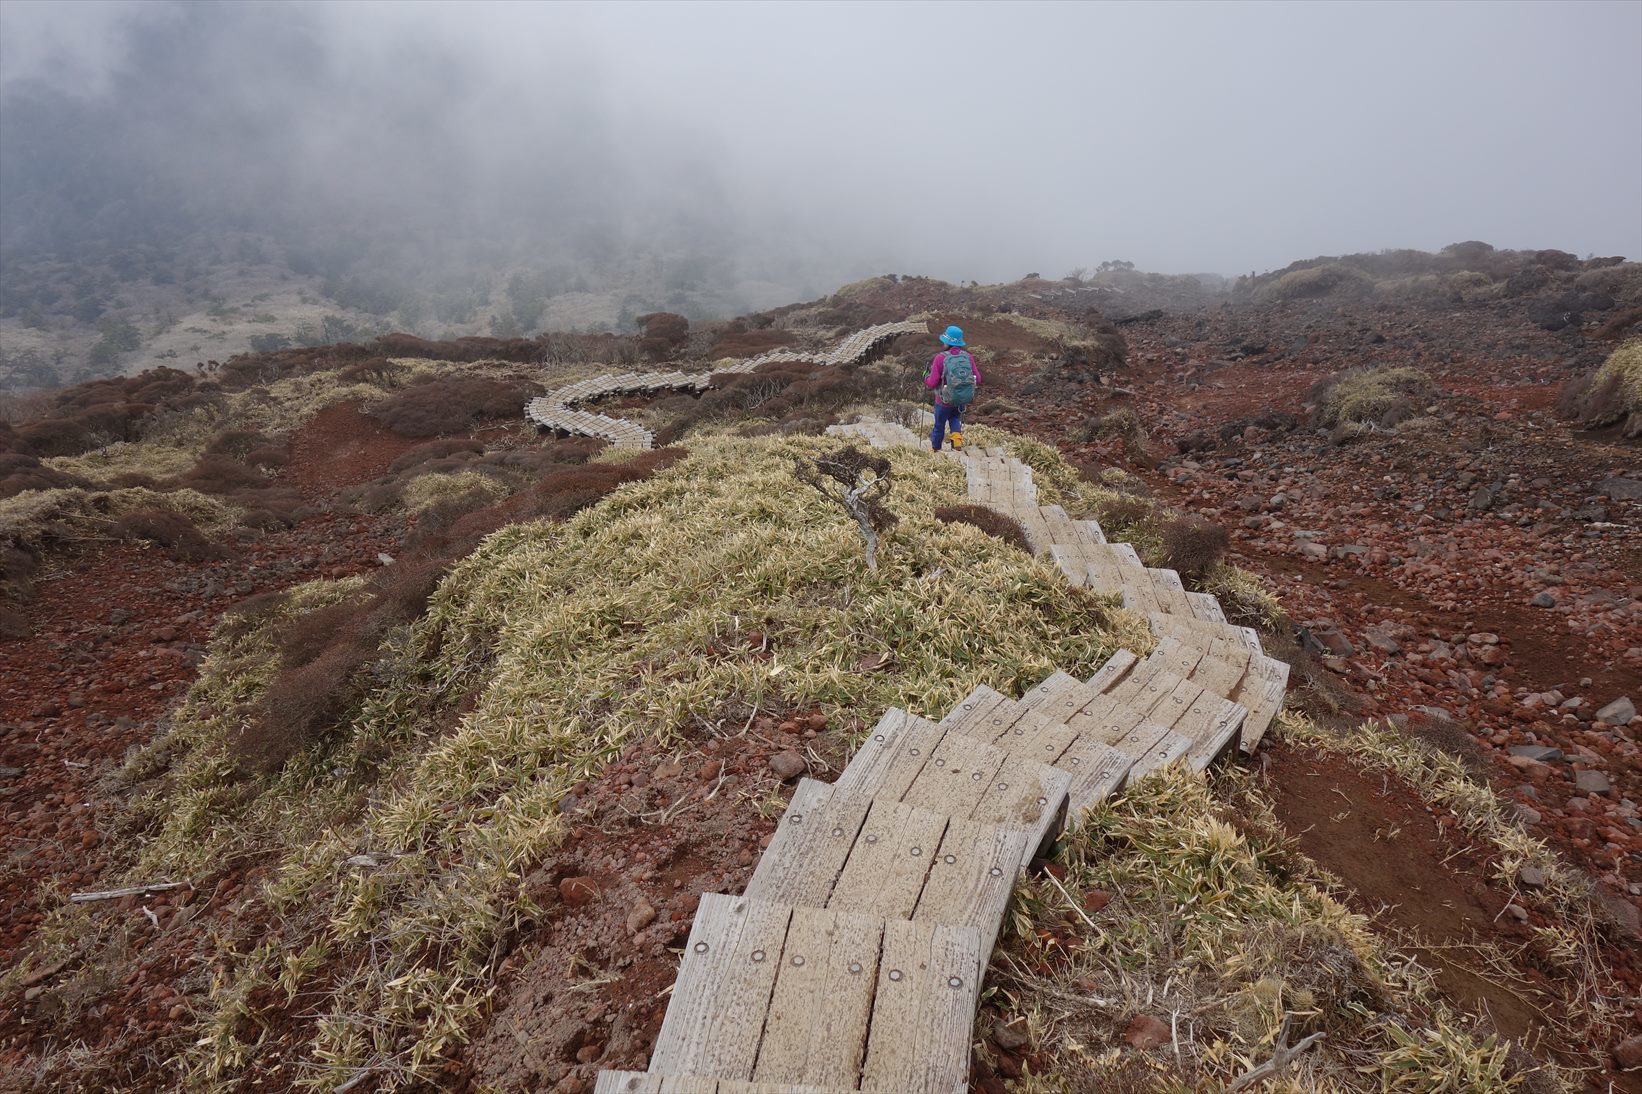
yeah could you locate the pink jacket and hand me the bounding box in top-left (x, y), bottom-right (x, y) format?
top-left (925, 350), bottom-right (981, 406)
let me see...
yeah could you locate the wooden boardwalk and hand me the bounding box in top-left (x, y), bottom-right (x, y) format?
top-left (524, 320), bottom-right (928, 448)
top-left (596, 406), bottom-right (1290, 1093)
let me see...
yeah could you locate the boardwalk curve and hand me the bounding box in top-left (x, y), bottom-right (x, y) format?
top-left (525, 320), bottom-right (929, 449)
top-left (596, 351), bottom-right (1290, 1092)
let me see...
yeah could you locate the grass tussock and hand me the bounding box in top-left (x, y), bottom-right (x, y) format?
top-left (111, 428), bottom-right (1123, 1087)
top-left (368, 375), bottom-right (535, 438)
top-left (1313, 367), bottom-right (1436, 430)
top-left (935, 504), bottom-right (1032, 554)
top-left (989, 764), bottom-right (1557, 1091)
top-left (1558, 339), bottom-right (1641, 437)
top-left (398, 470), bottom-right (509, 513)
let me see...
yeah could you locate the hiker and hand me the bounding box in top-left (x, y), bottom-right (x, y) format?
top-left (925, 325), bottom-right (979, 452)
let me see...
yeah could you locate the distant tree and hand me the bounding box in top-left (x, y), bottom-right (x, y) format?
top-left (1097, 259), bottom-right (1136, 273)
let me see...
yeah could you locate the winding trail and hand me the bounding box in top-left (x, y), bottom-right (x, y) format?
top-left (596, 410), bottom-right (1290, 1093)
top-left (524, 321), bottom-right (930, 448)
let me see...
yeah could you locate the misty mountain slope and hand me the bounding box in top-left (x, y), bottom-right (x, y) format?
top-left (4, 262), bottom-right (1640, 1089)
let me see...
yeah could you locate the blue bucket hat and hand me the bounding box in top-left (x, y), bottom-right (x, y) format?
top-left (939, 325), bottom-right (965, 347)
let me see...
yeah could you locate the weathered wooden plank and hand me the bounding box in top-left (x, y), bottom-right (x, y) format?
top-left (1048, 543), bottom-right (1093, 588)
top-left (1179, 690), bottom-right (1247, 770)
top-left (1057, 739), bottom-right (1134, 819)
top-left (859, 921), bottom-right (982, 1094)
top-left (649, 893), bottom-right (792, 1079)
top-left (900, 729), bottom-right (1010, 819)
top-left (829, 799), bottom-right (947, 920)
top-left (1087, 648), bottom-right (1140, 692)
top-left (915, 816), bottom-right (1030, 958)
top-left (939, 685), bottom-right (1014, 740)
top-left (1119, 575), bottom-right (1165, 618)
top-left (974, 752), bottom-right (1070, 856)
top-left (1104, 718), bottom-right (1173, 763)
top-left (743, 780), bottom-right (869, 908)
top-left (1145, 675), bottom-right (1205, 730)
top-left (1146, 567), bottom-right (1195, 614)
top-left (1019, 669), bottom-right (1097, 723)
top-left (1127, 729), bottom-right (1194, 781)
top-left (1237, 659), bottom-right (1290, 753)
top-left (831, 709), bottom-right (943, 801)
top-left (753, 906), bottom-right (882, 1088)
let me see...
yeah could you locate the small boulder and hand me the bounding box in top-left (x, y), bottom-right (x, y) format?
top-left (559, 876), bottom-right (599, 907)
top-left (1615, 1035), bottom-right (1642, 1070)
top-left (769, 751), bottom-right (808, 781)
top-left (1529, 591), bottom-right (1557, 608)
top-left (626, 897), bottom-right (657, 934)
top-left (1595, 697), bottom-right (1636, 725)
top-left (1517, 866), bottom-right (1547, 889)
top-left (992, 1018), bottom-right (1031, 1052)
top-left (1509, 745), bottom-right (1564, 763)
top-left (1574, 769), bottom-right (1612, 796)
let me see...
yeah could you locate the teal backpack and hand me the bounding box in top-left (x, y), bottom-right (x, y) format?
top-left (938, 350), bottom-right (976, 407)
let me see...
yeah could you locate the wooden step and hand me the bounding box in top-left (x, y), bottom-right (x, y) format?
top-left (744, 779), bottom-right (1027, 958)
top-left (596, 1073), bottom-right (849, 1093)
top-left (646, 893), bottom-right (979, 1094)
top-left (939, 683), bottom-right (1133, 820)
top-left (831, 710), bottom-right (1071, 857)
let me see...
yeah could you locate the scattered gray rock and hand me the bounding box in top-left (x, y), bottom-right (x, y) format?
top-left (1596, 476), bottom-right (1642, 501)
top-left (1512, 805), bottom-right (1543, 827)
top-left (1297, 541), bottom-right (1329, 561)
top-left (1596, 697), bottom-right (1636, 725)
top-left (1574, 769), bottom-right (1613, 796)
top-left (1529, 591), bottom-right (1557, 608)
top-left (1517, 866), bottom-right (1547, 889)
top-left (1509, 745), bottom-right (1564, 762)
top-left (993, 1018), bottom-right (1031, 1052)
top-left (1468, 485), bottom-right (1498, 511)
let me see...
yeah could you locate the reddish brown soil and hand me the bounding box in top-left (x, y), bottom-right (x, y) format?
top-left (283, 401), bottom-right (421, 499)
top-left (458, 713), bottom-right (851, 1094)
top-left (0, 404), bottom-right (421, 1087)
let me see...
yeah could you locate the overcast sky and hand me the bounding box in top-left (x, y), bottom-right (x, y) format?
top-left (2, 0), bottom-right (1638, 281)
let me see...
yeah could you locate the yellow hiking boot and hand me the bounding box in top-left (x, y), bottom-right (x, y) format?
top-left (950, 430), bottom-right (963, 452)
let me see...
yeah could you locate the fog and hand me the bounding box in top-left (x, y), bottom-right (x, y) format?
top-left (2, 0), bottom-right (1638, 296)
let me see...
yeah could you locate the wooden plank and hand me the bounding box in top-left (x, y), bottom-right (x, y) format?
top-left (599, 1069), bottom-right (860, 1090)
top-left (1019, 670), bottom-right (1097, 723)
top-left (973, 752), bottom-right (1071, 855)
top-left (753, 906), bottom-right (882, 1088)
top-left (1087, 648), bottom-right (1140, 692)
top-left (828, 799), bottom-right (947, 920)
top-left (1128, 730), bottom-right (1194, 781)
top-left (1057, 739), bottom-right (1134, 819)
top-left (1119, 575), bottom-right (1164, 617)
top-left (1048, 544), bottom-right (1093, 588)
top-left (900, 729), bottom-right (1009, 819)
top-left (859, 921), bottom-right (982, 1094)
top-left (832, 709), bottom-right (944, 801)
top-left (1105, 719), bottom-right (1173, 762)
top-left (1077, 548), bottom-right (1129, 591)
top-left (992, 703), bottom-right (1081, 764)
top-left (649, 893), bottom-right (792, 1079)
top-left (743, 780), bottom-right (869, 908)
top-left (939, 685), bottom-right (1014, 742)
top-left (1179, 691), bottom-right (1247, 770)
top-left (915, 816), bottom-right (1030, 958)
top-left (1146, 567), bottom-right (1195, 614)
top-left (1236, 660), bottom-right (1289, 753)
top-left (1150, 674), bottom-right (1205, 725)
